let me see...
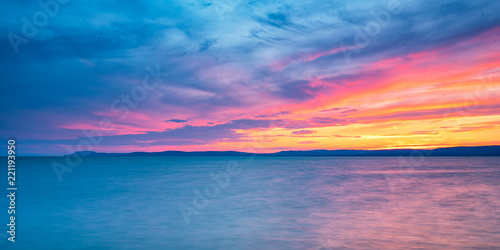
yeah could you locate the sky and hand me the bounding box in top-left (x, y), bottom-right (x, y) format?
top-left (0, 0), bottom-right (499, 156)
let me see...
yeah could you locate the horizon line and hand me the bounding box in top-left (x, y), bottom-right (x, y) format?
top-left (6, 145), bottom-right (500, 157)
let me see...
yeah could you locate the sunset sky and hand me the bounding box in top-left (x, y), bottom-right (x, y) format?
top-left (1, 0), bottom-right (500, 155)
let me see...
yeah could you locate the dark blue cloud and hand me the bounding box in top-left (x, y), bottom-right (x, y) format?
top-left (310, 117), bottom-right (347, 125)
top-left (166, 119), bottom-right (188, 123)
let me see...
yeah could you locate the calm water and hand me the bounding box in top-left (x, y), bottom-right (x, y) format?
top-left (2, 156), bottom-right (500, 249)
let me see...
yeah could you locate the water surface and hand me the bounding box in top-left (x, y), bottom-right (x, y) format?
top-left (3, 156), bottom-right (500, 249)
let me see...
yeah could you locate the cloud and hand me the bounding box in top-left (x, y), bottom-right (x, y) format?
top-left (341, 109), bottom-right (358, 114)
top-left (292, 130), bottom-right (317, 135)
top-left (333, 135), bottom-right (361, 138)
top-left (310, 117), bottom-right (347, 125)
top-left (254, 111), bottom-right (291, 118)
top-left (166, 119), bottom-right (188, 123)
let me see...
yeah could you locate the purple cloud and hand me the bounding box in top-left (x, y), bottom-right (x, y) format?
top-left (292, 130), bottom-right (317, 135)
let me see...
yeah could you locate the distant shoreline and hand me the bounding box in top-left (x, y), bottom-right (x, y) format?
top-left (54, 145), bottom-right (500, 157)
top-left (12, 155), bottom-right (500, 158)
top-left (4, 145), bottom-right (500, 157)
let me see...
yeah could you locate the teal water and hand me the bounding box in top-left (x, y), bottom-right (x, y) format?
top-left (2, 156), bottom-right (500, 249)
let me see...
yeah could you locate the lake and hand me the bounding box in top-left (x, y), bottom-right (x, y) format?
top-left (3, 156), bottom-right (500, 249)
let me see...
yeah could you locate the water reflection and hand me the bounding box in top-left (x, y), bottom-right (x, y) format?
top-left (13, 156), bottom-right (500, 249)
